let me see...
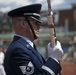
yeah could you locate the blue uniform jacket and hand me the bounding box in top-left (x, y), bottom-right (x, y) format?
top-left (4, 36), bottom-right (61, 75)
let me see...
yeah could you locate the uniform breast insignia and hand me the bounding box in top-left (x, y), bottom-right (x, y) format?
top-left (19, 61), bottom-right (34, 75)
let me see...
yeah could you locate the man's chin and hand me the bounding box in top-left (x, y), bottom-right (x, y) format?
top-left (34, 35), bottom-right (39, 40)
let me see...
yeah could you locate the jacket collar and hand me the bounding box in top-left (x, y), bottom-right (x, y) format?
top-left (14, 34), bottom-right (33, 47)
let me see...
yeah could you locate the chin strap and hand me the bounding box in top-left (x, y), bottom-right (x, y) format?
top-left (25, 17), bottom-right (37, 39)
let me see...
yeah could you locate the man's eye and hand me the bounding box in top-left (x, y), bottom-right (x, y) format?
top-left (34, 21), bottom-right (41, 26)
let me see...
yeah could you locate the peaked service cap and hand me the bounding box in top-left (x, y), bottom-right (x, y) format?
top-left (8, 4), bottom-right (42, 23)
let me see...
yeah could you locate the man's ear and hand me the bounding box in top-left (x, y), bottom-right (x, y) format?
top-left (21, 20), bottom-right (26, 28)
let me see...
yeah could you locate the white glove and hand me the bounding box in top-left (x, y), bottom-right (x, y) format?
top-left (47, 41), bottom-right (64, 61)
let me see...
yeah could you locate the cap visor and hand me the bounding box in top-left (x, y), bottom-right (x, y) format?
top-left (31, 16), bottom-right (42, 23)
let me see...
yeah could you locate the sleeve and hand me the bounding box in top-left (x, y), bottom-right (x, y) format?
top-left (42, 57), bottom-right (61, 75)
top-left (9, 49), bottom-right (61, 75)
top-left (9, 49), bottom-right (34, 75)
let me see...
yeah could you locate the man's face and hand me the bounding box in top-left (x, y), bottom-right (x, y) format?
top-left (29, 17), bottom-right (42, 38)
top-left (12, 17), bottom-right (42, 40)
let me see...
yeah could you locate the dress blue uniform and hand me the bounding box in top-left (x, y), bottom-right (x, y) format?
top-left (4, 36), bottom-right (61, 75)
top-left (4, 4), bottom-right (61, 75)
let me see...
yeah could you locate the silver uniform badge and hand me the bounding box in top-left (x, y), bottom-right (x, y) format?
top-left (19, 61), bottom-right (34, 75)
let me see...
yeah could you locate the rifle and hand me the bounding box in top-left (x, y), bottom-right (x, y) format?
top-left (47, 0), bottom-right (56, 47)
top-left (47, 0), bottom-right (61, 75)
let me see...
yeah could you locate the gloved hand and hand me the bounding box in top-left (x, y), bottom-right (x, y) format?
top-left (47, 41), bottom-right (64, 61)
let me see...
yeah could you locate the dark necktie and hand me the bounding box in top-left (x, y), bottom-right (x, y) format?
top-left (33, 43), bottom-right (37, 50)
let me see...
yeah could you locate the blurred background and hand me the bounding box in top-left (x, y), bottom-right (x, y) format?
top-left (0, 0), bottom-right (76, 75)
